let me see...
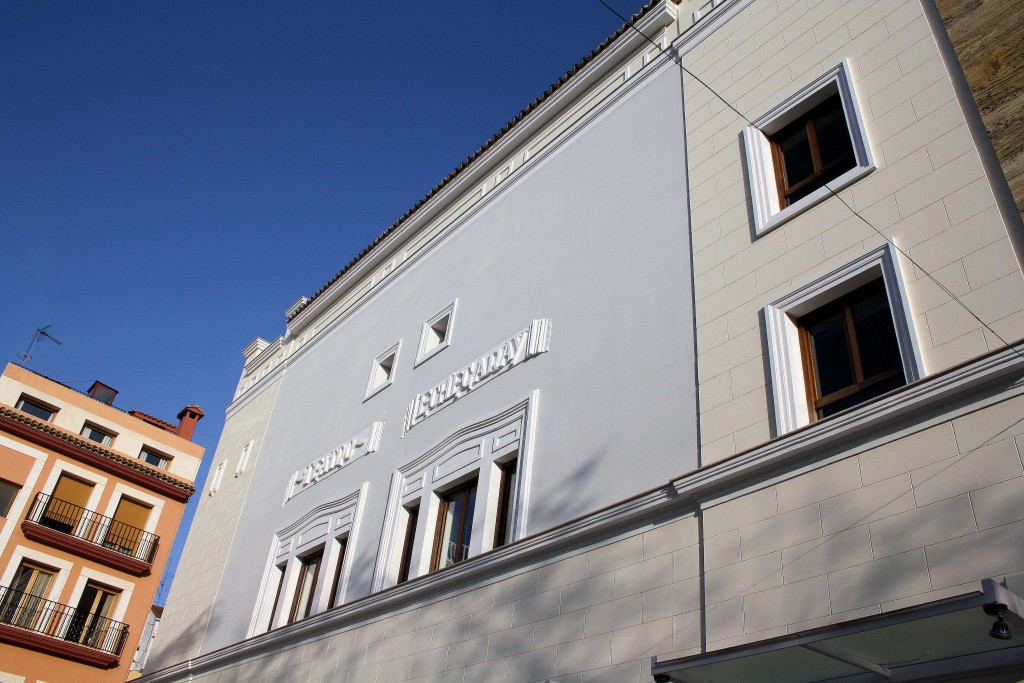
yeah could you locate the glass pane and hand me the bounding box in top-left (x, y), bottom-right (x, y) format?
top-left (820, 373), bottom-right (905, 418)
top-left (814, 98), bottom-right (855, 170)
top-left (0, 480), bottom-right (19, 517)
top-left (16, 399), bottom-right (53, 421)
top-left (852, 291), bottom-right (904, 380)
top-left (459, 486), bottom-right (476, 561)
top-left (779, 127), bottom-right (814, 188)
top-left (807, 312), bottom-right (853, 397)
top-left (443, 494), bottom-right (464, 567)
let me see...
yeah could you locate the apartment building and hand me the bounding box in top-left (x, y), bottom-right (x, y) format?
top-left (144, 1), bottom-right (1024, 681)
top-left (0, 363), bottom-right (203, 683)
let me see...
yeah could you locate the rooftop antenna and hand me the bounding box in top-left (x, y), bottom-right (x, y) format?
top-left (18, 325), bottom-right (63, 365)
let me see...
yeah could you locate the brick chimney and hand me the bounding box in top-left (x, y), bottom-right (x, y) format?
top-left (176, 405), bottom-right (204, 441)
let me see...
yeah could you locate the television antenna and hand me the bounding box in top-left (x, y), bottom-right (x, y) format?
top-left (18, 325), bottom-right (63, 364)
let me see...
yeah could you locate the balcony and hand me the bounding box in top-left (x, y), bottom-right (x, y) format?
top-left (22, 494), bottom-right (159, 576)
top-left (0, 583), bottom-right (128, 668)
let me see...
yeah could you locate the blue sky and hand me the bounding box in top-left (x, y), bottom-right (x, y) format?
top-left (0, 0), bottom-right (641, 600)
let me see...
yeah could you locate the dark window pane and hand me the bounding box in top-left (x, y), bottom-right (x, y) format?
top-left (0, 480), bottom-right (19, 517)
top-left (819, 373), bottom-right (905, 417)
top-left (814, 102), bottom-right (855, 169)
top-left (16, 399), bottom-right (53, 422)
top-left (779, 127), bottom-right (814, 187)
top-left (807, 312), bottom-right (853, 396)
top-left (852, 291), bottom-right (904, 380)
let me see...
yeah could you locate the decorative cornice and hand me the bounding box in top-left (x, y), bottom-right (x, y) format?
top-left (0, 622), bottom-right (121, 668)
top-left (22, 521), bottom-right (153, 576)
top-left (0, 407), bottom-right (194, 501)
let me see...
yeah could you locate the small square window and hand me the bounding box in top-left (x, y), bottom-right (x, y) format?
top-left (365, 342), bottom-right (400, 399)
top-left (743, 60), bottom-right (873, 235)
top-left (139, 447), bottom-right (171, 470)
top-left (80, 423), bottom-right (115, 447)
top-left (416, 301), bottom-right (457, 366)
top-left (15, 396), bottom-right (56, 422)
top-left (764, 244), bottom-right (921, 433)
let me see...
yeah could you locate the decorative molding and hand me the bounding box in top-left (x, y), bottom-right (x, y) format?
top-left (372, 395), bottom-right (537, 592)
top-left (364, 341), bottom-right (401, 401)
top-left (285, 423), bottom-right (383, 502)
top-left (403, 319), bottom-right (551, 435)
top-left (415, 299), bottom-right (458, 367)
top-left (0, 407), bottom-right (194, 501)
top-left (743, 59), bottom-right (874, 236)
top-left (763, 243), bottom-right (921, 434)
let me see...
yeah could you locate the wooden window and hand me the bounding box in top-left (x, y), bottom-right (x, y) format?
top-left (431, 479), bottom-right (478, 570)
top-left (15, 396), bottom-right (56, 422)
top-left (328, 538), bottom-right (348, 608)
top-left (1, 561), bottom-right (56, 629)
top-left (288, 550), bottom-right (322, 623)
top-left (493, 459), bottom-right (518, 548)
top-left (44, 473), bottom-right (94, 533)
top-left (798, 279), bottom-right (905, 420)
top-left (396, 505), bottom-right (419, 584)
top-left (267, 565), bottom-right (285, 631)
top-left (0, 479), bottom-right (20, 518)
top-left (105, 497), bottom-right (151, 556)
top-left (770, 93), bottom-right (856, 208)
top-left (66, 581), bottom-right (119, 648)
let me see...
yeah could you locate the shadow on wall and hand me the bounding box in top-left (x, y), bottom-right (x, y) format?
top-left (145, 606), bottom-right (217, 675)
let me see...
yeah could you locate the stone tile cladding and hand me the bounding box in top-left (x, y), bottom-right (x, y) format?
top-left (684, 0), bottom-right (1024, 462)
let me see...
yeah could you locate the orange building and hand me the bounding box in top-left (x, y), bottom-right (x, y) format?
top-left (0, 363), bottom-right (203, 683)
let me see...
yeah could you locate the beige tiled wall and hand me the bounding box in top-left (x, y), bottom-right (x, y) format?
top-left (685, 0), bottom-right (1024, 461)
top-left (701, 393), bottom-right (1024, 649)
top-left (148, 381), bottom-right (283, 671)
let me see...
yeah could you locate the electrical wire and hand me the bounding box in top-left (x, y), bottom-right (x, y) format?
top-left (594, 0), bottom-right (1022, 356)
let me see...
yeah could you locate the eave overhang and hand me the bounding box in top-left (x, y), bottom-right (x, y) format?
top-left (651, 579), bottom-right (1024, 683)
top-left (0, 406), bottom-right (194, 502)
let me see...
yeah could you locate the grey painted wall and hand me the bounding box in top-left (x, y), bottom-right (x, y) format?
top-left (200, 62), bottom-right (697, 653)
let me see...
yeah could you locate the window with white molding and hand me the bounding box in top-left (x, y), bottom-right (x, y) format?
top-left (744, 60), bottom-right (873, 235)
top-left (365, 341), bottom-right (400, 399)
top-left (235, 440), bottom-right (254, 477)
top-left (764, 243), bottom-right (921, 434)
top-left (209, 460), bottom-right (228, 495)
top-left (373, 396), bottom-right (534, 591)
top-left (252, 486), bottom-right (364, 635)
top-left (415, 300), bottom-right (457, 366)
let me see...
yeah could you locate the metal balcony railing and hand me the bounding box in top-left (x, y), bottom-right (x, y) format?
top-left (0, 584), bottom-right (129, 656)
top-left (25, 493), bottom-right (159, 564)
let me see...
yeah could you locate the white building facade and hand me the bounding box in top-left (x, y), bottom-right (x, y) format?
top-left (144, 1), bottom-right (1024, 681)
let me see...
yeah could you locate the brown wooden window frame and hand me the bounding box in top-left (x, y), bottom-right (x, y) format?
top-left (430, 478), bottom-right (478, 571)
top-left (287, 549), bottom-right (323, 624)
top-left (493, 459), bottom-right (518, 549)
top-left (769, 93), bottom-right (856, 209)
top-left (797, 279), bottom-right (905, 420)
top-left (396, 504), bottom-right (419, 584)
top-left (328, 538), bottom-right (347, 608)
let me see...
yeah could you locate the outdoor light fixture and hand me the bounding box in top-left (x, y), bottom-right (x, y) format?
top-left (984, 603), bottom-right (1012, 640)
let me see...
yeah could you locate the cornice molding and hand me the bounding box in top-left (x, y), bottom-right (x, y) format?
top-left (0, 407), bottom-right (194, 502)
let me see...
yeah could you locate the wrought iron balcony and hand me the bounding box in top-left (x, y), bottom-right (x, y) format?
top-left (22, 493), bottom-right (159, 575)
top-left (0, 583), bottom-right (128, 667)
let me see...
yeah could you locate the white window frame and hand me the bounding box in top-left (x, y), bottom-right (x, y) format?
top-left (15, 395), bottom-right (58, 422)
top-left (235, 440), bottom-right (254, 477)
top-left (764, 243), bottom-right (922, 434)
top-left (138, 445), bottom-right (172, 470)
top-left (744, 59), bottom-right (874, 236)
top-left (415, 300), bottom-right (458, 367)
top-left (80, 422), bottom-right (116, 447)
top-left (373, 394), bottom-right (536, 591)
top-left (250, 484), bottom-right (365, 636)
top-left (364, 341), bottom-right (401, 400)
top-left (209, 460), bottom-right (228, 495)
